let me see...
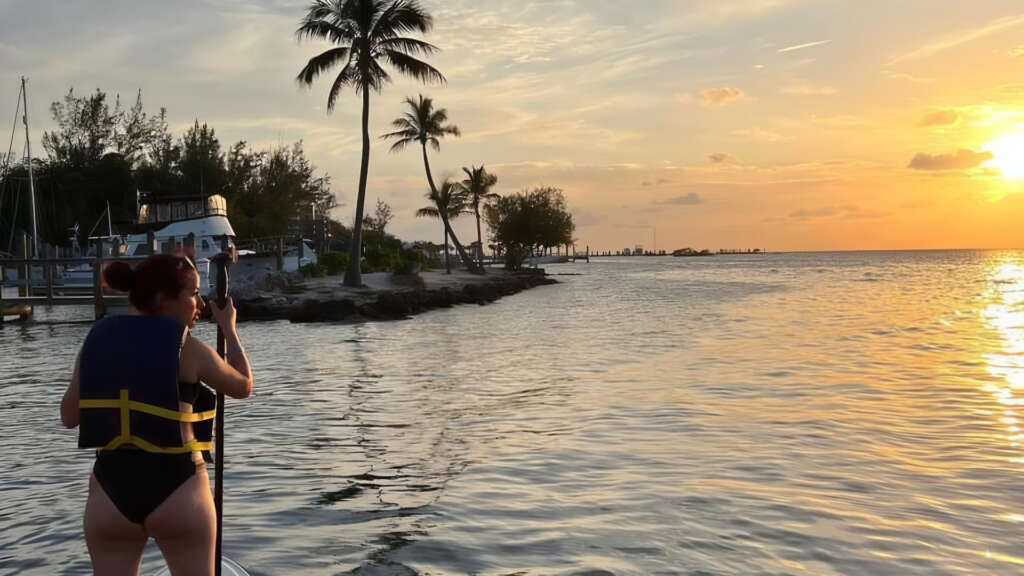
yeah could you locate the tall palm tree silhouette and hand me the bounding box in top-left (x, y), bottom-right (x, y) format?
top-left (383, 94), bottom-right (480, 272)
top-left (461, 165), bottom-right (498, 266)
top-left (296, 0), bottom-right (443, 286)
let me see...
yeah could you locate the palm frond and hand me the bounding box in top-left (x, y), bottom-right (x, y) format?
top-left (327, 64), bottom-right (356, 111)
top-left (382, 50), bottom-right (445, 85)
top-left (295, 17), bottom-right (350, 44)
top-left (415, 206), bottom-right (440, 218)
top-left (376, 37), bottom-right (438, 57)
top-left (372, 0), bottom-right (432, 39)
top-left (380, 125), bottom-right (419, 152)
top-left (363, 58), bottom-right (391, 92)
top-left (387, 117), bottom-right (416, 131)
top-left (380, 127), bottom-right (418, 139)
top-left (296, 46), bottom-right (351, 85)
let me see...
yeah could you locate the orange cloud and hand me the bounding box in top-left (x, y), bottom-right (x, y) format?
top-left (700, 87), bottom-right (744, 107)
top-left (907, 149), bottom-right (993, 170)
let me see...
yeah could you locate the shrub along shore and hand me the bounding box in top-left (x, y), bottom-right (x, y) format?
top-left (231, 268), bottom-right (556, 324)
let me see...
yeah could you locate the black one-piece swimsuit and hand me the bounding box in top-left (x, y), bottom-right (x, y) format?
top-left (91, 381), bottom-right (204, 524)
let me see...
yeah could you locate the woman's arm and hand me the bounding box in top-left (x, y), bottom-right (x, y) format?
top-left (196, 297), bottom-right (253, 399)
top-left (61, 352), bottom-right (81, 428)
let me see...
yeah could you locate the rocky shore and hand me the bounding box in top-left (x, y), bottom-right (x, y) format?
top-left (230, 267), bottom-right (556, 323)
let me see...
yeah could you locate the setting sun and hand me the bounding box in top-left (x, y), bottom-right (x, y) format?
top-left (985, 133), bottom-right (1024, 180)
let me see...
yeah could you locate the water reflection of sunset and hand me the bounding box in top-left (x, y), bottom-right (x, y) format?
top-left (982, 257), bottom-right (1024, 451)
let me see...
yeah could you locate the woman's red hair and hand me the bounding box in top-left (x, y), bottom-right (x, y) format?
top-left (104, 254), bottom-right (196, 314)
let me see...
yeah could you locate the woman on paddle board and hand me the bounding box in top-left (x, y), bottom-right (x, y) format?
top-left (60, 252), bottom-right (253, 575)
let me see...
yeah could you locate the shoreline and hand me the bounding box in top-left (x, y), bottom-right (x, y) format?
top-left (233, 268), bottom-right (557, 323)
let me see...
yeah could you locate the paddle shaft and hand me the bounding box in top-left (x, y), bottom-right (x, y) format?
top-left (213, 246), bottom-right (230, 576)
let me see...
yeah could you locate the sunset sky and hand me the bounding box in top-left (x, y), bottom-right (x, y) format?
top-left (2, 0), bottom-right (1024, 251)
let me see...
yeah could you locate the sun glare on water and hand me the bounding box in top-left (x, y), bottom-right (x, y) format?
top-left (984, 133), bottom-right (1024, 180)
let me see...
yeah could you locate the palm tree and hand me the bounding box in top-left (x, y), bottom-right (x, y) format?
top-left (383, 94), bottom-right (481, 273)
top-left (296, 0), bottom-right (444, 287)
top-left (415, 179), bottom-right (469, 273)
top-left (460, 165), bottom-right (498, 265)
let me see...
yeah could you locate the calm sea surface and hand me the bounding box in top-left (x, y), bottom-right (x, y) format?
top-left (4, 251), bottom-right (1024, 575)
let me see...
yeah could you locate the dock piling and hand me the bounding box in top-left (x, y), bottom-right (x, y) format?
top-left (93, 239), bottom-right (106, 320)
top-left (46, 245), bottom-right (54, 303)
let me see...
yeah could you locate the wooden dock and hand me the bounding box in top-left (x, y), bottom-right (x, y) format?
top-left (0, 246), bottom-right (140, 322)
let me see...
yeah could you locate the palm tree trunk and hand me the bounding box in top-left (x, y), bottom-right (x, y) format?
top-left (344, 87), bottom-right (371, 287)
top-left (420, 143), bottom-right (481, 273)
top-left (421, 144), bottom-right (438, 197)
top-left (443, 226), bottom-right (450, 273)
top-left (474, 203), bottom-right (483, 267)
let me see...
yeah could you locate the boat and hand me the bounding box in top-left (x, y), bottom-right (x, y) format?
top-left (60, 192), bottom-right (237, 293)
top-left (126, 192), bottom-right (234, 258)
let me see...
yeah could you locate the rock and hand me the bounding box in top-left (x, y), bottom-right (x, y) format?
top-left (233, 269), bottom-right (557, 323)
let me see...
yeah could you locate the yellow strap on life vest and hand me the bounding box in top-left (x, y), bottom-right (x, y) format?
top-left (101, 436), bottom-right (213, 453)
top-left (79, 396), bottom-right (217, 422)
top-left (80, 390), bottom-right (216, 454)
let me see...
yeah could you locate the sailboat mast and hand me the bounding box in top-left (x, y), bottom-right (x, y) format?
top-left (106, 200), bottom-right (112, 237)
top-left (21, 77), bottom-right (38, 258)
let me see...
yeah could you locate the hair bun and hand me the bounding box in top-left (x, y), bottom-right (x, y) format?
top-left (103, 261), bottom-right (136, 292)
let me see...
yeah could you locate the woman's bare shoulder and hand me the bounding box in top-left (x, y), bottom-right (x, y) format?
top-left (180, 333), bottom-right (215, 378)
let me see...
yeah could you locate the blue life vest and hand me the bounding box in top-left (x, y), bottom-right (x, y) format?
top-left (78, 315), bottom-right (215, 454)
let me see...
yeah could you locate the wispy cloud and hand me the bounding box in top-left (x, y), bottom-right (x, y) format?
top-left (882, 70), bottom-right (935, 83)
top-left (662, 192), bottom-right (705, 205)
top-left (780, 81), bottom-right (837, 96)
top-left (889, 14), bottom-right (1024, 64)
top-left (708, 152), bottom-right (740, 165)
top-left (777, 39), bottom-right (831, 53)
top-left (917, 109), bottom-right (960, 127)
top-left (640, 178), bottom-right (673, 187)
top-left (788, 205), bottom-right (886, 220)
top-left (732, 127), bottom-right (791, 142)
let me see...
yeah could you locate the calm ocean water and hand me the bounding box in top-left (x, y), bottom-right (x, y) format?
top-left (3, 251), bottom-right (1024, 575)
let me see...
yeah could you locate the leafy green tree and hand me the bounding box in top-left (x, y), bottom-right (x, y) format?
top-left (112, 90), bottom-right (154, 167)
top-left (491, 187), bottom-right (575, 270)
top-left (224, 141), bottom-right (326, 238)
top-left (460, 165), bottom-right (498, 264)
top-left (3, 85), bottom-right (341, 251)
top-left (383, 94), bottom-right (479, 272)
top-left (362, 197), bottom-right (392, 248)
top-left (296, 0), bottom-right (445, 287)
top-left (41, 89), bottom-right (118, 167)
top-left (415, 179), bottom-right (468, 273)
top-left (145, 107), bottom-right (179, 172)
top-left (179, 121), bottom-right (225, 198)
